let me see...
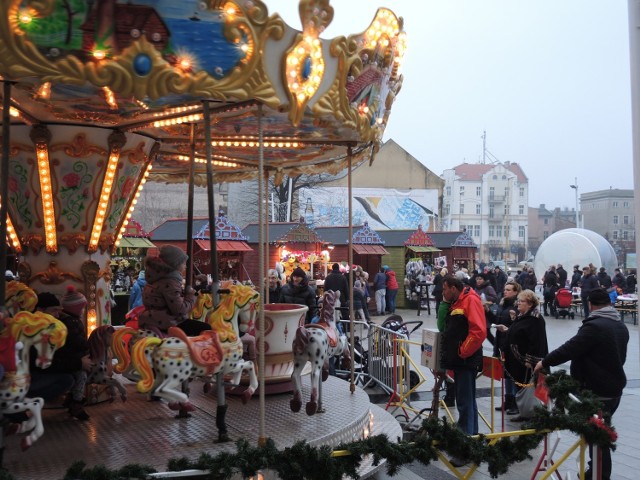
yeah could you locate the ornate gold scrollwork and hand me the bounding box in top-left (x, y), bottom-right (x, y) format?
top-left (31, 260), bottom-right (82, 285)
top-left (58, 233), bottom-right (87, 254)
top-left (81, 259), bottom-right (100, 314)
top-left (17, 261), bottom-right (31, 284)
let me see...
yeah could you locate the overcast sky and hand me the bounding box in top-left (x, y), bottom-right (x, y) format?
top-left (271, 0), bottom-right (633, 210)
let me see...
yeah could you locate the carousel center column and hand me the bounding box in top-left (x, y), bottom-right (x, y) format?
top-left (7, 124), bottom-right (156, 334)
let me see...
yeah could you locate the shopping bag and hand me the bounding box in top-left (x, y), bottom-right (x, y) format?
top-left (534, 372), bottom-right (550, 404)
top-left (515, 384), bottom-right (542, 418)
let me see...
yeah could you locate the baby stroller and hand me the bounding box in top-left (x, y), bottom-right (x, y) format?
top-left (554, 287), bottom-right (575, 319)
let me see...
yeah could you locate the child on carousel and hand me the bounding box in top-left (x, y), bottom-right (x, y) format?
top-left (138, 245), bottom-right (199, 336)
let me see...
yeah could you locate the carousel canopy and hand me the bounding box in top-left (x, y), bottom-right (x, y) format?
top-left (0, 0), bottom-right (406, 185)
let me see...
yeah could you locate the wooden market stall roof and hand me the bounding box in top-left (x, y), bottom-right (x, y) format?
top-left (118, 220), bottom-right (156, 249)
top-left (193, 213), bottom-right (253, 252)
top-left (403, 225), bottom-right (441, 252)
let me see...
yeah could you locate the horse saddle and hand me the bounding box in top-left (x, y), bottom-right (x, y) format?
top-left (305, 322), bottom-right (338, 348)
top-left (167, 327), bottom-right (223, 374)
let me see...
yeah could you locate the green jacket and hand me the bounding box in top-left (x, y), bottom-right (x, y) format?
top-left (437, 300), bottom-right (450, 332)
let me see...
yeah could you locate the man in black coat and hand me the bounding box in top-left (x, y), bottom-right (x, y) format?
top-left (556, 264), bottom-right (568, 288)
top-left (534, 288), bottom-right (629, 480)
top-left (323, 263), bottom-right (349, 317)
top-left (570, 265), bottom-right (582, 290)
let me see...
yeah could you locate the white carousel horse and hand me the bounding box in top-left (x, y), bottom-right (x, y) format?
top-left (290, 289), bottom-right (349, 416)
top-left (86, 325), bottom-right (127, 402)
top-left (0, 310), bottom-right (67, 450)
top-left (116, 282), bottom-right (260, 441)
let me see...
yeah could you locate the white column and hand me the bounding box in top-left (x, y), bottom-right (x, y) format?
top-left (629, 1), bottom-right (640, 267)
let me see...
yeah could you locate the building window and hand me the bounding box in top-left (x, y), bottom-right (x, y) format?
top-left (519, 225), bottom-right (525, 238)
top-left (519, 204), bottom-right (524, 215)
top-left (623, 230), bottom-right (629, 240)
top-left (489, 205), bottom-right (494, 218)
top-left (460, 203), bottom-right (464, 214)
top-left (623, 215), bottom-right (629, 225)
top-left (496, 225), bottom-right (502, 237)
top-left (489, 225), bottom-right (495, 237)
top-left (504, 225), bottom-right (509, 238)
top-left (613, 230), bottom-right (619, 240)
top-left (624, 201), bottom-right (629, 208)
top-left (544, 218), bottom-right (548, 225)
top-left (459, 185), bottom-right (465, 196)
top-left (504, 204), bottom-right (510, 215)
top-left (474, 225), bottom-right (480, 237)
top-left (444, 203), bottom-right (450, 216)
top-left (613, 215), bottom-right (619, 225)
top-left (505, 187), bottom-right (510, 197)
top-left (476, 186), bottom-right (481, 196)
top-left (493, 174), bottom-right (497, 180)
top-left (502, 175), bottom-right (507, 180)
top-left (543, 231), bottom-right (549, 239)
top-left (446, 186), bottom-right (451, 196)
top-left (476, 204), bottom-right (481, 214)
top-left (613, 201), bottom-right (618, 208)
top-left (519, 187), bottom-right (525, 197)
top-left (489, 186), bottom-right (495, 199)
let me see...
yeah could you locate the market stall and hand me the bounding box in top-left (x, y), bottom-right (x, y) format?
top-left (193, 212), bottom-right (253, 281)
top-left (450, 229), bottom-right (478, 271)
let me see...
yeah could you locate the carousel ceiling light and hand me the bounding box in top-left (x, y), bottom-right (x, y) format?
top-left (93, 49), bottom-right (107, 61)
top-left (114, 163), bottom-right (152, 252)
top-left (103, 87), bottom-right (118, 110)
top-left (33, 141), bottom-right (57, 253)
top-left (37, 82), bottom-right (51, 99)
top-left (89, 148), bottom-right (121, 252)
top-left (18, 8), bottom-right (34, 24)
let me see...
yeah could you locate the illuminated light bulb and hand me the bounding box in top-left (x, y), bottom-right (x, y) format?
top-left (93, 49), bottom-right (106, 60)
top-left (226, 6), bottom-right (236, 15)
top-left (297, 93), bottom-right (306, 102)
top-left (240, 44), bottom-right (249, 53)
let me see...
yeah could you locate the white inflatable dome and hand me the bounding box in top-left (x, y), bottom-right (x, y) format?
top-left (533, 228), bottom-right (617, 280)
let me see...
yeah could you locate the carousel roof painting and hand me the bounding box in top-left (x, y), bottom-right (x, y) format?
top-left (0, 0), bottom-right (407, 185)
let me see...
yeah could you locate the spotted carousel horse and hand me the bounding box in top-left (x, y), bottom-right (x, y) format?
top-left (0, 310), bottom-right (67, 450)
top-left (290, 289), bottom-right (349, 416)
top-left (86, 325), bottom-right (127, 402)
top-left (115, 282), bottom-right (260, 441)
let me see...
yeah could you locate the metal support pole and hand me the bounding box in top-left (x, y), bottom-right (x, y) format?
top-left (202, 101), bottom-right (219, 304)
top-left (185, 123), bottom-right (196, 288)
top-left (347, 147), bottom-right (355, 393)
top-left (257, 104), bottom-right (266, 445)
top-left (0, 81), bottom-right (12, 306)
top-left (630, 0), bottom-right (640, 274)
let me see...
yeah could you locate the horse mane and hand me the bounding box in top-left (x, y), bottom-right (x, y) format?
top-left (88, 325), bottom-right (115, 362)
top-left (208, 283), bottom-right (259, 342)
top-left (9, 311), bottom-right (67, 347)
top-left (320, 290), bottom-right (338, 324)
top-left (5, 281), bottom-right (38, 315)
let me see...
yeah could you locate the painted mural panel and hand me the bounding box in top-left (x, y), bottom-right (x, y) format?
top-left (299, 187), bottom-right (439, 230)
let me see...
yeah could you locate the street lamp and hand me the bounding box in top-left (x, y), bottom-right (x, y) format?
top-left (569, 177), bottom-right (579, 228)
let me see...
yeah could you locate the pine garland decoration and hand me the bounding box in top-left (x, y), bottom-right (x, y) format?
top-left (1, 370), bottom-right (614, 480)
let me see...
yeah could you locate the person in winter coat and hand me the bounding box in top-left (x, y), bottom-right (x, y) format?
top-left (138, 245), bottom-right (196, 334)
top-left (579, 266), bottom-right (600, 318)
top-left (534, 288), bottom-right (629, 480)
top-left (556, 264), bottom-right (568, 288)
top-left (324, 263), bottom-right (349, 315)
top-left (384, 266), bottom-right (399, 313)
top-left (353, 279), bottom-right (371, 322)
top-left (542, 266), bottom-right (559, 316)
top-left (128, 270), bottom-right (146, 310)
top-left (570, 265), bottom-right (582, 289)
top-left (492, 281), bottom-right (521, 415)
top-left (597, 267), bottom-right (612, 289)
top-left (440, 275), bottom-right (487, 441)
top-left (474, 273), bottom-right (498, 304)
top-left (494, 266), bottom-right (508, 298)
top-left (279, 267), bottom-right (317, 323)
top-left (372, 267), bottom-right (387, 315)
top-left (266, 269), bottom-right (282, 304)
top-left (431, 267), bottom-right (447, 314)
top-left (612, 268), bottom-right (627, 292)
top-left (520, 268), bottom-right (538, 292)
top-left (496, 289), bottom-right (548, 422)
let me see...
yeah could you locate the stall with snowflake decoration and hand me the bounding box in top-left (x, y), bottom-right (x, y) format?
top-left (450, 229), bottom-right (478, 271)
top-left (192, 212), bottom-right (253, 281)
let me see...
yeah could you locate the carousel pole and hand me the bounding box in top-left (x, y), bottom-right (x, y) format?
top-left (257, 104), bottom-right (267, 446)
top-left (185, 123), bottom-right (196, 289)
top-left (0, 79), bottom-right (13, 470)
top-left (347, 147), bottom-right (355, 393)
top-left (0, 81), bottom-right (13, 307)
top-left (203, 100), bottom-right (228, 442)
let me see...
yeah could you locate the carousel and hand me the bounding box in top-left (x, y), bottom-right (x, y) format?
top-left (0, 0), bottom-right (406, 477)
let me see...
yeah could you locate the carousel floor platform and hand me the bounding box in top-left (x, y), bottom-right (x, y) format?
top-left (2, 376), bottom-right (401, 480)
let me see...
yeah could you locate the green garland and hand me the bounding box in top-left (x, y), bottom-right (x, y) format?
top-left (0, 371), bottom-right (617, 480)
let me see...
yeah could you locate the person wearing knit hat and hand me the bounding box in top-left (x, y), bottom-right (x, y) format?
top-left (62, 285), bottom-right (87, 317)
top-left (279, 266), bottom-right (317, 323)
top-left (33, 286), bottom-right (91, 420)
top-left (139, 247), bottom-right (196, 334)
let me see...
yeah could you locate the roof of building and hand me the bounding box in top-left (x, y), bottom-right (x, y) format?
top-left (149, 217), bottom-right (210, 241)
top-left (452, 162), bottom-right (527, 183)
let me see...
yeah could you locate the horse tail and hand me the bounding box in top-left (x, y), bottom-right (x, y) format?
top-left (131, 336), bottom-right (162, 394)
top-left (292, 326), bottom-right (310, 356)
top-left (112, 327), bottom-right (136, 374)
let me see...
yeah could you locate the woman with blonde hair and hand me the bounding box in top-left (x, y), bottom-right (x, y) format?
top-left (496, 288), bottom-right (548, 421)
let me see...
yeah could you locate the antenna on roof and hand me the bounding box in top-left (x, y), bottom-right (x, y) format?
top-left (481, 130), bottom-right (486, 164)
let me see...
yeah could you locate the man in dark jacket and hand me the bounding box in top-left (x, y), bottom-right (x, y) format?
top-left (323, 263), bottom-right (349, 317)
top-left (279, 267), bottom-right (318, 323)
top-left (556, 264), bottom-right (568, 288)
top-left (597, 267), bottom-right (612, 289)
top-left (534, 288), bottom-right (629, 480)
top-left (611, 268), bottom-right (627, 292)
top-left (441, 275), bottom-right (486, 466)
top-left (494, 266), bottom-right (508, 298)
top-left (570, 265), bottom-right (582, 289)
top-left (579, 266), bottom-right (600, 318)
